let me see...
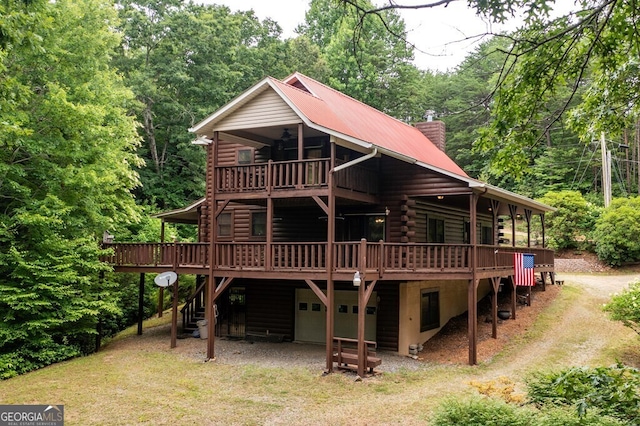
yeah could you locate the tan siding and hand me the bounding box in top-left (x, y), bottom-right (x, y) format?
top-left (216, 90), bottom-right (300, 131)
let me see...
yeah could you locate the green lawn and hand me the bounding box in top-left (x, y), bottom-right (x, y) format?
top-left (0, 279), bottom-right (636, 425)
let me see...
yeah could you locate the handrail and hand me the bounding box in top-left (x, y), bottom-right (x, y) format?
top-left (180, 279), bottom-right (207, 315)
top-left (102, 241), bottom-right (554, 275)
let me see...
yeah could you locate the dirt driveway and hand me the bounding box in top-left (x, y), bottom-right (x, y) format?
top-left (484, 273), bottom-right (639, 378)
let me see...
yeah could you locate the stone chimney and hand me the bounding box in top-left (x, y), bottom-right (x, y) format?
top-left (415, 111), bottom-right (446, 152)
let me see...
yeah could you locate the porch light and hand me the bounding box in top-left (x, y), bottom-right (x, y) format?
top-left (353, 271), bottom-right (361, 287)
top-left (437, 195), bottom-right (444, 200)
top-left (280, 128), bottom-right (292, 142)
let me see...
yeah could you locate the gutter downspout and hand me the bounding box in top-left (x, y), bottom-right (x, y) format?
top-left (333, 148), bottom-right (378, 172)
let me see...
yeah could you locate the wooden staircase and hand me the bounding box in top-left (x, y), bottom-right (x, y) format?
top-left (181, 279), bottom-right (206, 333)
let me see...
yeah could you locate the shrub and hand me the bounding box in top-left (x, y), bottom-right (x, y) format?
top-left (593, 197), bottom-right (640, 266)
top-left (537, 190), bottom-right (598, 250)
top-left (603, 280), bottom-right (640, 336)
top-left (526, 364), bottom-right (640, 423)
top-left (431, 396), bottom-right (535, 426)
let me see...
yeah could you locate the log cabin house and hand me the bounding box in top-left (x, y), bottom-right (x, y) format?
top-left (103, 73), bottom-right (555, 376)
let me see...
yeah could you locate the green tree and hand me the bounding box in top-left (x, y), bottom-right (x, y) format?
top-left (603, 280), bottom-right (640, 337)
top-left (342, 1), bottom-right (640, 181)
top-left (115, 1), bottom-right (289, 210)
top-left (537, 190), bottom-right (598, 251)
top-left (300, 0), bottom-right (425, 121)
top-left (593, 197), bottom-right (640, 266)
top-left (0, 0), bottom-right (142, 378)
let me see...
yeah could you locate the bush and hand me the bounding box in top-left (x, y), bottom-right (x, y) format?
top-left (431, 396), bottom-right (535, 426)
top-left (537, 190), bottom-right (599, 250)
top-left (603, 280), bottom-right (640, 336)
top-left (526, 364), bottom-right (640, 423)
top-left (593, 197), bottom-right (640, 266)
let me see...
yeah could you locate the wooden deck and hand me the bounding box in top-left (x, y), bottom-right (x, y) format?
top-left (101, 241), bottom-right (554, 281)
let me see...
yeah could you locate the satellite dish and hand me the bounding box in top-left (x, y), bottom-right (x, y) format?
top-left (154, 271), bottom-right (177, 287)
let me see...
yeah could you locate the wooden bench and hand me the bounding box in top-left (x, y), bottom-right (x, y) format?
top-left (332, 337), bottom-right (382, 373)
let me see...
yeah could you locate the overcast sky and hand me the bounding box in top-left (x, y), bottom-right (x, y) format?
top-left (204, 0), bottom-right (527, 72)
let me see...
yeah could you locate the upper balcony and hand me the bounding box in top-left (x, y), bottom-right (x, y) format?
top-left (214, 158), bottom-right (379, 200)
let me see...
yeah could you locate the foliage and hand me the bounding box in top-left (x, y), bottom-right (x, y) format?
top-left (469, 376), bottom-right (525, 404)
top-left (537, 190), bottom-right (599, 250)
top-left (526, 364), bottom-right (640, 423)
top-left (114, 0), bottom-right (289, 210)
top-left (0, 0), bottom-right (142, 379)
top-left (299, 0), bottom-right (426, 121)
top-left (476, 0), bottom-right (640, 177)
top-left (431, 396), bottom-right (535, 426)
top-left (592, 197), bottom-right (640, 266)
top-left (420, 38), bottom-right (510, 178)
top-left (603, 280), bottom-right (640, 336)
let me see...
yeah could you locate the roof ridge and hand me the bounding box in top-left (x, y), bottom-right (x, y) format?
top-left (292, 73), bottom-right (420, 132)
top-left (271, 75), bottom-right (322, 100)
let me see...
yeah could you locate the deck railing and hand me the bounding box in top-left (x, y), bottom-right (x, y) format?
top-left (214, 158), bottom-right (378, 195)
top-left (215, 159), bottom-right (330, 193)
top-left (103, 241), bottom-right (554, 275)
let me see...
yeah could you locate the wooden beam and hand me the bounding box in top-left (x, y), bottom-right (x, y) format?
top-left (468, 193), bottom-right (479, 365)
top-left (214, 199), bottom-right (230, 218)
top-left (157, 287), bottom-right (164, 318)
top-left (214, 277), bottom-right (235, 300)
top-left (509, 275), bottom-right (517, 320)
top-left (364, 279), bottom-right (378, 305)
top-left (137, 273), bottom-right (145, 336)
top-left (326, 140), bottom-right (336, 373)
top-left (206, 131), bottom-right (219, 360)
top-left (312, 195), bottom-right (329, 215)
top-left (490, 277), bottom-right (500, 339)
top-left (358, 238), bottom-right (367, 377)
top-left (304, 279), bottom-right (328, 306)
top-left (170, 275), bottom-right (179, 348)
top-left (508, 204), bottom-right (518, 247)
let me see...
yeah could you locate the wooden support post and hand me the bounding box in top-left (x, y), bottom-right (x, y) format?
top-left (357, 238), bottom-right (367, 378)
top-left (170, 275), bottom-right (179, 348)
top-left (468, 193), bottom-right (479, 365)
top-left (325, 140), bottom-right (336, 373)
top-left (508, 204), bottom-right (517, 247)
top-left (468, 279), bottom-right (478, 365)
top-left (491, 277), bottom-right (499, 339)
top-left (510, 276), bottom-right (517, 320)
top-left (137, 273), bottom-right (145, 336)
top-left (157, 287), bottom-right (164, 318)
top-left (297, 123), bottom-right (304, 188)
top-left (206, 131), bottom-right (219, 360)
top-left (206, 276), bottom-right (215, 358)
top-left (266, 197), bottom-right (273, 271)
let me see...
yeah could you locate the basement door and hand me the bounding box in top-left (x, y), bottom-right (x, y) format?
top-left (294, 289), bottom-right (377, 343)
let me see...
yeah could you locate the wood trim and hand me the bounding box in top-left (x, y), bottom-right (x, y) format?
top-left (304, 279), bottom-right (328, 306)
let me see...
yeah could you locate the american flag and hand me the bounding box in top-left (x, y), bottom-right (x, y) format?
top-left (514, 253), bottom-right (535, 286)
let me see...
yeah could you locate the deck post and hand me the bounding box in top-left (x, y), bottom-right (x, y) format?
top-left (297, 123), bottom-right (304, 188)
top-left (508, 204), bottom-right (517, 247)
top-left (137, 273), bottom-right (145, 335)
top-left (510, 275), bottom-right (517, 320)
top-left (170, 274), bottom-right (179, 348)
top-left (325, 139), bottom-right (336, 373)
top-left (490, 277), bottom-right (500, 339)
top-left (206, 131), bottom-right (219, 360)
top-left (468, 193), bottom-right (479, 365)
top-left (357, 238), bottom-right (367, 378)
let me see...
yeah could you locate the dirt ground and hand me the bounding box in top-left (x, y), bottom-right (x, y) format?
top-left (418, 283), bottom-right (561, 364)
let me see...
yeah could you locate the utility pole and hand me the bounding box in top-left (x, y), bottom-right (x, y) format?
top-left (601, 132), bottom-right (612, 207)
